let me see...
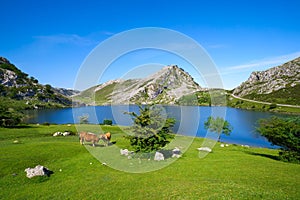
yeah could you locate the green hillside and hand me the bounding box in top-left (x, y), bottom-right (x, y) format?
top-left (243, 84), bottom-right (300, 106)
top-left (0, 57), bottom-right (72, 108)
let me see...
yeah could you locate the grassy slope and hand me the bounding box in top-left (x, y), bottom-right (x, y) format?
top-left (243, 84), bottom-right (300, 106)
top-left (0, 124), bottom-right (299, 199)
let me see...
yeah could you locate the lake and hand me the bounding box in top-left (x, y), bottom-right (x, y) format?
top-left (24, 105), bottom-right (290, 148)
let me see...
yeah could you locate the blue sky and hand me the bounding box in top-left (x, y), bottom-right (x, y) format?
top-left (1, 0), bottom-right (300, 90)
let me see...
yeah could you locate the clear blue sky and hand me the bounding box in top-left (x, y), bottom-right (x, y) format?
top-left (1, 0), bottom-right (300, 90)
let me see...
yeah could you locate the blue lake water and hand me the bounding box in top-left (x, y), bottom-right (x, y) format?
top-left (24, 105), bottom-right (290, 148)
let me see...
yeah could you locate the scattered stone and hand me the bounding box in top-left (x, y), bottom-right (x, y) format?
top-left (120, 149), bottom-right (129, 156)
top-left (172, 154), bottom-right (181, 158)
top-left (53, 132), bottom-right (62, 137)
top-left (172, 147), bottom-right (181, 155)
top-left (13, 140), bottom-right (19, 144)
top-left (171, 147), bottom-right (181, 158)
top-left (62, 132), bottom-right (70, 136)
top-left (220, 144), bottom-right (225, 147)
top-left (225, 144), bottom-right (229, 147)
top-left (102, 162), bottom-right (107, 166)
top-left (12, 173), bottom-right (18, 176)
top-left (197, 147), bottom-right (212, 153)
top-left (154, 152), bottom-right (164, 161)
top-left (24, 165), bottom-right (53, 178)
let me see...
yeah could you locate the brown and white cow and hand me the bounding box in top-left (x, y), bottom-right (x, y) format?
top-left (79, 132), bottom-right (111, 147)
top-left (99, 132), bottom-right (111, 146)
top-left (79, 132), bottom-right (100, 147)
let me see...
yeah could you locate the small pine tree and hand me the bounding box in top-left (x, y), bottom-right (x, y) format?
top-left (125, 105), bottom-right (175, 152)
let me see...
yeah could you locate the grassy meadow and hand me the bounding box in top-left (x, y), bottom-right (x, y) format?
top-left (0, 124), bottom-right (299, 199)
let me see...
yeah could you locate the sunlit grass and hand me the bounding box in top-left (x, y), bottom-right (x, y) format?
top-left (0, 124), bottom-right (299, 199)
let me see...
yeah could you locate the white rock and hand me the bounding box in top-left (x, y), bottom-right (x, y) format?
top-left (24, 165), bottom-right (51, 178)
top-left (154, 152), bottom-right (164, 161)
top-left (220, 144), bottom-right (225, 147)
top-left (225, 144), bottom-right (229, 147)
top-left (120, 149), bottom-right (129, 156)
top-left (172, 147), bottom-right (181, 155)
top-left (53, 132), bottom-right (62, 137)
top-left (197, 147), bottom-right (212, 153)
top-left (62, 132), bottom-right (70, 136)
top-left (172, 154), bottom-right (181, 158)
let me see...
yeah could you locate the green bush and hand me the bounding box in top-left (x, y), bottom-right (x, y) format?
top-left (269, 103), bottom-right (277, 109)
top-left (103, 119), bottom-right (113, 125)
top-left (257, 116), bottom-right (300, 163)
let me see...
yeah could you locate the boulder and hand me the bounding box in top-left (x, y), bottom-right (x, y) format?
top-left (197, 147), bottom-right (212, 153)
top-left (172, 154), bottom-right (181, 158)
top-left (62, 132), bottom-right (70, 136)
top-left (25, 165), bottom-right (52, 178)
top-left (120, 149), bottom-right (129, 156)
top-left (154, 152), bottom-right (164, 161)
top-left (53, 132), bottom-right (62, 137)
top-left (172, 147), bottom-right (181, 155)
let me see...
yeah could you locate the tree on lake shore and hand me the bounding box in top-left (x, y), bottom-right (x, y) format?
top-left (204, 116), bottom-right (233, 142)
top-left (257, 116), bottom-right (300, 163)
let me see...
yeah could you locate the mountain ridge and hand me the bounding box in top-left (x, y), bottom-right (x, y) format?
top-left (74, 65), bottom-right (204, 105)
top-left (233, 57), bottom-right (300, 105)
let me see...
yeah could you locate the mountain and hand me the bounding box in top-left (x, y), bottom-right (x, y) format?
top-left (233, 57), bottom-right (300, 105)
top-left (0, 57), bottom-right (78, 108)
top-left (74, 65), bottom-right (203, 105)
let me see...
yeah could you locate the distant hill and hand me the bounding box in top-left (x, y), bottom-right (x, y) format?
top-left (0, 57), bottom-right (79, 108)
top-left (233, 57), bottom-right (300, 105)
top-left (74, 65), bottom-right (203, 105)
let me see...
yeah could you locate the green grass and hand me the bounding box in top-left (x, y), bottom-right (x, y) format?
top-left (243, 84), bottom-right (300, 106)
top-left (227, 94), bottom-right (300, 114)
top-left (1, 124), bottom-right (300, 199)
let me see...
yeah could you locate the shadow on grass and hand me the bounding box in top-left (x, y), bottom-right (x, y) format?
top-left (86, 141), bottom-right (116, 148)
top-left (3, 125), bottom-right (37, 129)
top-left (244, 151), bottom-right (280, 161)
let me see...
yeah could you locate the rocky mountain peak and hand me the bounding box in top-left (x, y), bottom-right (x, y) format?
top-left (233, 57), bottom-right (300, 97)
top-left (76, 64), bottom-right (203, 105)
top-left (0, 57), bottom-right (10, 64)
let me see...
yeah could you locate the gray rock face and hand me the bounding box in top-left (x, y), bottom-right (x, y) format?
top-left (53, 88), bottom-right (80, 97)
top-left (25, 165), bottom-right (52, 178)
top-left (233, 57), bottom-right (300, 97)
top-left (0, 57), bottom-right (75, 106)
